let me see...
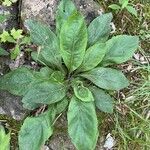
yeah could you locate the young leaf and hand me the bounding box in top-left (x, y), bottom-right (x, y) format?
top-left (126, 6), bottom-right (137, 17)
top-left (0, 30), bottom-right (15, 43)
top-left (0, 67), bottom-right (35, 96)
top-left (79, 43), bottom-right (107, 72)
top-left (68, 96), bottom-right (98, 150)
top-left (60, 11), bottom-right (87, 72)
top-left (90, 86), bottom-right (114, 113)
top-left (25, 20), bottom-right (61, 68)
top-left (0, 47), bottom-right (9, 56)
top-left (19, 108), bottom-right (56, 150)
top-left (73, 81), bottom-right (94, 102)
top-left (101, 35), bottom-right (139, 66)
top-left (10, 28), bottom-right (24, 40)
top-left (88, 13), bottom-right (113, 46)
top-left (10, 44), bottom-right (20, 59)
top-left (2, 0), bottom-right (12, 6)
top-left (22, 80), bottom-right (66, 105)
top-left (109, 4), bottom-right (121, 10)
top-left (56, 0), bottom-right (76, 35)
top-left (0, 126), bottom-right (10, 150)
top-left (80, 67), bottom-right (129, 90)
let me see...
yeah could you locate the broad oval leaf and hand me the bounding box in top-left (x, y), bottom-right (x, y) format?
top-left (68, 96), bottom-right (98, 150)
top-left (60, 11), bottom-right (87, 72)
top-left (0, 67), bottom-right (35, 96)
top-left (25, 20), bottom-right (61, 68)
top-left (88, 13), bottom-right (113, 46)
top-left (101, 35), bottom-right (139, 66)
top-left (56, 0), bottom-right (76, 35)
top-left (22, 80), bottom-right (66, 105)
top-left (80, 67), bottom-right (129, 90)
top-left (79, 43), bottom-right (107, 72)
top-left (19, 108), bottom-right (56, 150)
top-left (90, 86), bottom-right (114, 113)
top-left (73, 81), bottom-right (94, 102)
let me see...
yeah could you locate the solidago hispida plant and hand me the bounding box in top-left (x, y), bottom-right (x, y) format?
top-left (0, 0), bottom-right (139, 149)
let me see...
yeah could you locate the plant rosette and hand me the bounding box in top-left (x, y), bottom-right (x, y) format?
top-left (0, 0), bottom-right (139, 149)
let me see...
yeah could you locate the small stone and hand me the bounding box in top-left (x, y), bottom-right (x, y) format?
top-left (0, 91), bottom-right (26, 120)
top-left (21, 0), bottom-right (101, 28)
top-left (103, 133), bottom-right (115, 149)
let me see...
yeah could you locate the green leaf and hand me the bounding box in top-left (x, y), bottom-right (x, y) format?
top-left (0, 67), bottom-right (35, 96)
top-left (56, 0), bottom-right (76, 35)
top-left (79, 43), bottom-right (107, 71)
top-left (0, 30), bottom-right (15, 43)
top-left (60, 11), bottom-right (87, 72)
top-left (31, 51), bottom-right (51, 66)
top-left (55, 97), bottom-right (68, 114)
top-left (22, 80), bottom-right (66, 105)
top-left (68, 96), bottom-right (98, 150)
top-left (0, 14), bottom-right (7, 23)
top-left (23, 102), bottom-right (42, 110)
top-left (88, 13), bottom-right (113, 46)
top-left (109, 4), bottom-right (121, 10)
top-left (25, 19), bottom-right (61, 68)
top-left (10, 28), bottom-right (24, 40)
top-left (10, 44), bottom-right (20, 59)
top-left (121, 0), bottom-right (129, 9)
top-left (80, 67), bottom-right (129, 90)
top-left (39, 67), bottom-right (53, 78)
top-left (73, 81), bottom-right (94, 102)
top-left (50, 71), bottom-right (65, 83)
top-left (2, 0), bottom-right (12, 6)
top-left (101, 35), bottom-right (139, 66)
top-left (126, 6), bottom-right (137, 17)
top-left (90, 86), bottom-right (114, 113)
top-left (0, 47), bottom-right (9, 56)
top-left (19, 108), bottom-right (56, 150)
top-left (0, 126), bottom-right (10, 150)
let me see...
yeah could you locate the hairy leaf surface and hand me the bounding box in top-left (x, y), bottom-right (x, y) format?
top-left (56, 0), bottom-right (76, 34)
top-left (88, 13), bottom-right (113, 46)
top-left (68, 96), bottom-right (98, 150)
top-left (90, 86), bottom-right (114, 113)
top-left (101, 35), bottom-right (139, 66)
top-left (0, 67), bottom-right (35, 96)
top-left (80, 43), bottom-right (107, 71)
top-left (25, 20), bottom-right (61, 67)
top-left (19, 108), bottom-right (56, 150)
top-left (80, 67), bottom-right (129, 90)
top-left (56, 97), bottom-right (68, 114)
top-left (60, 12), bottom-right (87, 72)
top-left (73, 82), bottom-right (94, 102)
top-left (22, 81), bottom-right (66, 105)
